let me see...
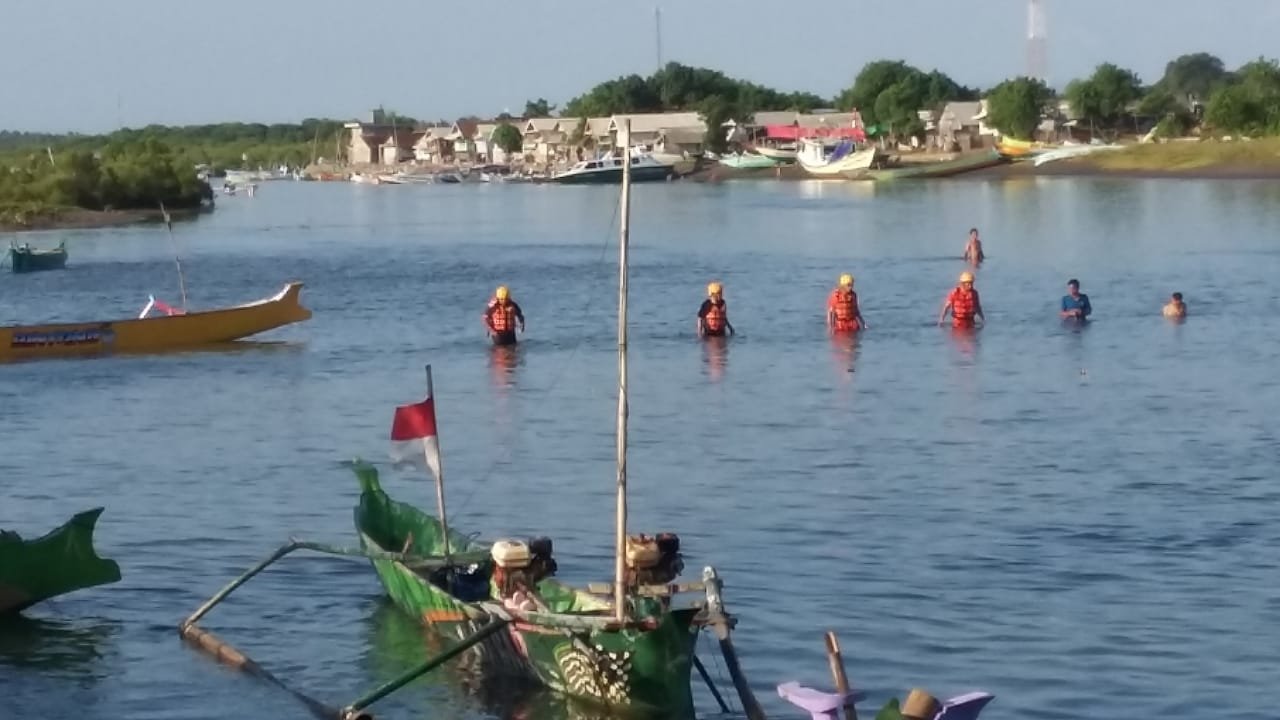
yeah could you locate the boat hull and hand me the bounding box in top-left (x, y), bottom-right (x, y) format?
top-left (0, 508), bottom-right (121, 615)
top-left (10, 244), bottom-right (67, 273)
top-left (799, 147), bottom-right (879, 177)
top-left (0, 282), bottom-right (312, 363)
top-left (551, 165), bottom-right (674, 185)
top-left (863, 150), bottom-right (1006, 181)
top-left (353, 464), bottom-right (698, 717)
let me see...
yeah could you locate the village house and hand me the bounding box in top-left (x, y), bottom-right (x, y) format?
top-left (471, 122), bottom-right (499, 163)
top-left (412, 126), bottom-right (455, 164)
top-left (447, 119), bottom-right (480, 162)
top-left (521, 117), bottom-right (565, 164)
top-left (932, 101), bottom-right (991, 151)
top-left (343, 109), bottom-right (422, 165)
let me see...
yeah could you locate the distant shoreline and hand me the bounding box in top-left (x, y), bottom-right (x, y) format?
top-left (1, 205), bottom-right (209, 234)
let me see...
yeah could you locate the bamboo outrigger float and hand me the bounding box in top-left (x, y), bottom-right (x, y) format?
top-left (179, 120), bottom-right (765, 720)
top-left (0, 282), bottom-right (311, 363)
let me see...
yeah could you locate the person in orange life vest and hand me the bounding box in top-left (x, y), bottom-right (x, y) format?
top-left (826, 273), bottom-right (867, 332)
top-left (963, 228), bottom-right (985, 264)
top-left (484, 285), bottom-right (525, 345)
top-left (696, 281), bottom-right (735, 338)
top-left (938, 270), bottom-right (985, 328)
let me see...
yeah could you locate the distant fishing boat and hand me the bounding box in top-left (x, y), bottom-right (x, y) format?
top-left (1, 508), bottom-right (121, 615)
top-left (9, 241), bottom-right (67, 274)
top-left (0, 282), bottom-right (312, 363)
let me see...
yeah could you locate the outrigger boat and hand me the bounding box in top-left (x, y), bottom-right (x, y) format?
top-left (9, 240), bottom-right (68, 273)
top-left (857, 149), bottom-right (1007, 182)
top-left (1, 508), bottom-right (121, 615)
top-left (0, 282), bottom-right (312, 363)
top-left (178, 121), bottom-right (763, 720)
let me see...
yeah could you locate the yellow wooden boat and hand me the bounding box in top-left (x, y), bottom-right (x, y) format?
top-left (995, 137), bottom-right (1046, 159)
top-left (1, 282), bottom-right (311, 362)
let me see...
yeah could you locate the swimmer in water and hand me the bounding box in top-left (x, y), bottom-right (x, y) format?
top-left (1162, 292), bottom-right (1187, 318)
top-left (963, 228), bottom-right (985, 264)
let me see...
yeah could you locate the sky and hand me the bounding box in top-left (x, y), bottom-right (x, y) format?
top-left (2, 0), bottom-right (1278, 133)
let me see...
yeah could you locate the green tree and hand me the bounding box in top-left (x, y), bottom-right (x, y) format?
top-left (1203, 58), bottom-right (1280, 135)
top-left (1157, 52), bottom-right (1231, 102)
top-left (1065, 63), bottom-right (1144, 130)
top-left (491, 123), bottom-right (523, 155)
top-left (835, 60), bottom-right (916, 116)
top-left (985, 77), bottom-right (1053, 140)
top-left (523, 98), bottom-right (556, 117)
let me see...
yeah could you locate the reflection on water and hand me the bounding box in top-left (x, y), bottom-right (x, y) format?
top-left (0, 614), bottom-right (118, 677)
top-left (827, 332), bottom-right (860, 379)
top-left (700, 336), bottom-right (729, 382)
top-left (488, 344), bottom-right (523, 390)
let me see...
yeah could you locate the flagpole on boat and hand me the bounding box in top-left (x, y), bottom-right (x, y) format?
top-left (425, 364), bottom-right (452, 563)
top-left (613, 120), bottom-right (632, 622)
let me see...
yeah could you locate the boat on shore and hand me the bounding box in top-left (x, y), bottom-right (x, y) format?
top-left (0, 281), bottom-right (312, 362)
top-left (9, 241), bottom-right (67, 273)
top-left (1, 508), bottom-right (121, 615)
top-left (752, 144), bottom-right (797, 161)
top-left (797, 138), bottom-right (880, 177)
top-left (859, 149), bottom-right (1006, 181)
top-left (719, 151), bottom-right (782, 169)
top-left (551, 150), bottom-right (675, 184)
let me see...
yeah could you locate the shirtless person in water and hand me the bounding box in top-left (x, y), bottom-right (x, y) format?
top-left (963, 228), bottom-right (985, 264)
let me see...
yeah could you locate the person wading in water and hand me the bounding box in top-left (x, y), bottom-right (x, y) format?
top-left (1060, 278), bottom-right (1092, 323)
top-left (484, 285), bottom-right (525, 345)
top-left (697, 281), bottom-right (735, 338)
top-left (938, 271), bottom-right (985, 328)
top-left (826, 273), bottom-right (868, 333)
top-left (963, 228), bottom-right (985, 265)
top-left (1163, 292), bottom-right (1187, 318)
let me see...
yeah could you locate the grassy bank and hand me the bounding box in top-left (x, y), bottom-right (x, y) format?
top-left (1066, 138), bottom-right (1280, 175)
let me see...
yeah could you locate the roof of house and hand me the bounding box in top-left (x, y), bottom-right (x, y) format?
top-left (473, 123), bottom-right (498, 139)
top-left (746, 111), bottom-right (800, 127)
top-left (449, 119), bottom-right (480, 140)
top-left (523, 117), bottom-right (561, 133)
top-left (609, 112), bottom-right (705, 133)
top-left (795, 112), bottom-right (857, 129)
top-left (939, 101), bottom-right (984, 125)
top-left (658, 127), bottom-right (706, 145)
top-left (524, 130), bottom-right (566, 145)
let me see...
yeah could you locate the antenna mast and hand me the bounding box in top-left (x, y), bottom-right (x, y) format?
top-left (1027, 0), bottom-right (1048, 83)
top-left (655, 7), bottom-right (663, 71)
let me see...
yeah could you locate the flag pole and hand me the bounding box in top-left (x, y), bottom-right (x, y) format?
top-left (425, 364), bottom-right (452, 562)
top-left (613, 120), bottom-right (632, 623)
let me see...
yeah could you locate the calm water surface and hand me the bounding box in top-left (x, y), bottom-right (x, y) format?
top-left (2, 177), bottom-right (1278, 720)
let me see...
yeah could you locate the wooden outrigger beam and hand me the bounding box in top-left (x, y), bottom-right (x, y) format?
top-left (179, 537), bottom-right (504, 720)
top-left (702, 566), bottom-right (767, 720)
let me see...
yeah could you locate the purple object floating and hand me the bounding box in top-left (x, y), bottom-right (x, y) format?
top-left (777, 682), bottom-right (866, 720)
top-left (934, 691), bottom-right (995, 720)
top-left (777, 683), bottom-right (995, 720)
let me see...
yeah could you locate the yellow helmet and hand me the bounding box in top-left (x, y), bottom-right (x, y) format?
top-left (958, 271), bottom-right (975, 283)
top-left (495, 285), bottom-right (510, 300)
top-left (707, 281), bottom-right (723, 296)
top-left (839, 273), bottom-right (854, 287)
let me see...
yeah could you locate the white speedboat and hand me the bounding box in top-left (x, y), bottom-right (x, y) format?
top-left (550, 150), bottom-right (675, 185)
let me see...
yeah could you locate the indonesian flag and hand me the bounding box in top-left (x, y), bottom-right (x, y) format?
top-left (390, 397), bottom-right (442, 480)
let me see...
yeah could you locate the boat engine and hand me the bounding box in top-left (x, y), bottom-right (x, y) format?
top-left (490, 537), bottom-right (558, 601)
top-left (625, 532), bottom-right (683, 586)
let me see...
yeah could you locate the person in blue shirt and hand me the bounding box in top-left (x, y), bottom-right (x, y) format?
top-left (1060, 278), bottom-right (1092, 321)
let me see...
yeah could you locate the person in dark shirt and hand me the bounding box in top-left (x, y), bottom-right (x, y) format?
top-left (1060, 278), bottom-right (1092, 322)
top-left (484, 285), bottom-right (525, 345)
top-left (696, 281), bottom-right (735, 337)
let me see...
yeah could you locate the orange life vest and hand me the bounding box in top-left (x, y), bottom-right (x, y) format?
top-left (704, 300), bottom-right (727, 332)
top-left (827, 289), bottom-right (860, 332)
top-left (487, 299), bottom-right (516, 332)
top-left (949, 287), bottom-right (978, 327)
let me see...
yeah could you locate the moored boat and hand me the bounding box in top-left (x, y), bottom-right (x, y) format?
top-left (861, 149), bottom-right (1006, 181)
top-left (551, 150), bottom-right (674, 185)
top-left (752, 144), bottom-right (798, 161)
top-left (352, 464), bottom-right (702, 716)
top-left (0, 281), bottom-right (312, 362)
top-left (9, 241), bottom-right (68, 273)
top-left (1, 508), bottom-right (121, 615)
top-left (797, 138), bottom-right (879, 177)
top-left (718, 151), bottom-right (782, 169)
